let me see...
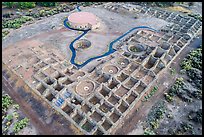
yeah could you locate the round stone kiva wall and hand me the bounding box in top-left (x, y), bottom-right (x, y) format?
top-left (117, 58), bottom-right (129, 67)
top-left (73, 39), bottom-right (91, 51)
top-left (68, 12), bottom-right (100, 30)
top-left (76, 80), bottom-right (95, 96)
top-left (128, 44), bottom-right (147, 55)
top-left (102, 65), bottom-right (119, 74)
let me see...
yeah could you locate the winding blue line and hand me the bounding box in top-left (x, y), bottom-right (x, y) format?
top-left (64, 9), bottom-right (159, 69)
top-left (76, 6), bottom-right (81, 12)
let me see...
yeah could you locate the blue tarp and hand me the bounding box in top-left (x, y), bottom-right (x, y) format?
top-left (64, 91), bottom-right (72, 98)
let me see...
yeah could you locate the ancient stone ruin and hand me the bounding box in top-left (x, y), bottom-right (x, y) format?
top-left (2, 3), bottom-right (202, 135)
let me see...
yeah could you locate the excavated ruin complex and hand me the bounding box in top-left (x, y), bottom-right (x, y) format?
top-left (2, 3), bottom-right (202, 135)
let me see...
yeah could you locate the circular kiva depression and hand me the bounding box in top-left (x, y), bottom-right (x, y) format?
top-left (74, 39), bottom-right (91, 51)
top-left (102, 65), bottom-right (119, 74)
top-left (68, 12), bottom-right (100, 30)
top-left (76, 80), bottom-right (95, 96)
top-left (128, 44), bottom-right (147, 55)
top-left (117, 58), bottom-right (129, 67)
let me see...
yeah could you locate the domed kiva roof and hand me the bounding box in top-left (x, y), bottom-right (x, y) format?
top-left (68, 12), bottom-right (98, 26)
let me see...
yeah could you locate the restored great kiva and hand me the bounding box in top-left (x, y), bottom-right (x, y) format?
top-left (68, 12), bottom-right (100, 30)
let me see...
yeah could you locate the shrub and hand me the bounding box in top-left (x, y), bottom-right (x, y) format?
top-left (13, 104), bottom-right (20, 110)
top-left (147, 101), bottom-right (166, 130)
top-left (2, 94), bottom-right (13, 111)
top-left (170, 68), bottom-right (176, 75)
top-left (2, 2), bottom-right (18, 8)
top-left (180, 122), bottom-right (193, 132)
top-left (150, 120), bottom-right (159, 129)
top-left (36, 2), bottom-right (56, 7)
top-left (6, 114), bottom-right (13, 121)
top-left (18, 2), bottom-right (36, 9)
top-left (186, 68), bottom-right (202, 89)
top-left (3, 2), bottom-right (36, 9)
top-left (189, 109), bottom-right (202, 123)
top-left (164, 93), bottom-right (173, 102)
top-left (143, 86), bottom-right (158, 101)
top-left (181, 48), bottom-right (202, 71)
top-left (2, 30), bottom-right (9, 38)
top-left (2, 16), bottom-right (33, 29)
top-left (168, 77), bottom-right (184, 97)
top-left (175, 77), bottom-right (184, 86)
top-left (144, 128), bottom-right (156, 135)
top-left (13, 112), bottom-right (19, 119)
top-left (13, 118), bottom-right (29, 133)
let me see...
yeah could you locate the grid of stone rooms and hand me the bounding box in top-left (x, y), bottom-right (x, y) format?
top-left (2, 4), bottom-right (202, 135)
top-left (104, 3), bottom-right (202, 39)
top-left (28, 25), bottom-right (200, 135)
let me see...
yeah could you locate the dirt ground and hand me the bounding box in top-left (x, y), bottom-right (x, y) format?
top-left (3, 5), bottom-right (170, 65)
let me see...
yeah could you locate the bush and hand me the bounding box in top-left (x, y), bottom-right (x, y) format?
top-left (168, 77), bottom-right (184, 96)
top-left (144, 128), bottom-right (156, 135)
top-left (13, 118), bottom-right (29, 133)
top-left (180, 122), bottom-right (193, 132)
top-left (170, 68), bottom-right (176, 75)
top-left (3, 2), bottom-right (36, 9)
top-left (181, 48), bottom-right (202, 71)
top-left (36, 2), bottom-right (56, 7)
top-left (164, 93), bottom-right (173, 102)
top-left (189, 109), bottom-right (202, 123)
top-left (150, 120), bottom-right (159, 129)
top-left (147, 101), bottom-right (166, 130)
top-left (2, 94), bottom-right (13, 111)
top-left (13, 104), bottom-right (20, 110)
top-left (6, 114), bottom-right (13, 121)
top-left (2, 30), bottom-right (9, 38)
top-left (18, 2), bottom-right (36, 9)
top-left (2, 16), bottom-right (33, 29)
top-left (186, 68), bottom-right (202, 89)
top-left (2, 2), bottom-right (18, 8)
top-left (143, 86), bottom-right (158, 101)
top-left (175, 77), bottom-right (184, 86)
